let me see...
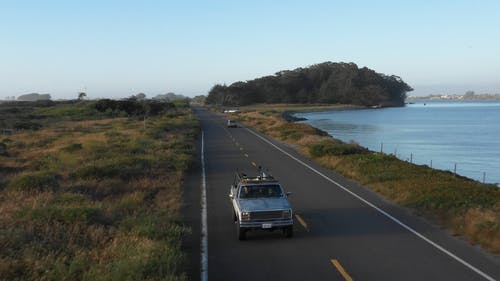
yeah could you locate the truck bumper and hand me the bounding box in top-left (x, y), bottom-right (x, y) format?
top-left (239, 219), bottom-right (293, 230)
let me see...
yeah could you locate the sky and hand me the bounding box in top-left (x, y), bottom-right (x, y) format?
top-left (1, 0), bottom-right (499, 99)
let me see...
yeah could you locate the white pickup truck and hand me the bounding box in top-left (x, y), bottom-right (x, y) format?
top-left (229, 170), bottom-right (294, 240)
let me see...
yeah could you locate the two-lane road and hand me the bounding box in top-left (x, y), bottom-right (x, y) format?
top-left (184, 107), bottom-right (499, 281)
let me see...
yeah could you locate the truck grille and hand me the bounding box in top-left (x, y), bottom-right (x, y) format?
top-left (250, 210), bottom-right (283, 221)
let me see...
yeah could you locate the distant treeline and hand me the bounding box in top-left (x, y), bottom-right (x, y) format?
top-left (17, 93), bottom-right (51, 101)
top-left (206, 62), bottom-right (413, 107)
top-left (0, 98), bottom-right (186, 131)
top-left (94, 99), bottom-right (175, 116)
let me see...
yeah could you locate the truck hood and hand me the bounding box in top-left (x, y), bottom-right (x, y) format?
top-left (238, 198), bottom-right (291, 212)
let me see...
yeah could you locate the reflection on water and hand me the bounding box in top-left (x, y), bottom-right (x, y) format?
top-left (296, 101), bottom-right (500, 184)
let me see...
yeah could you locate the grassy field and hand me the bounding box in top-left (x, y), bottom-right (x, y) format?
top-left (0, 100), bottom-right (198, 280)
top-left (231, 104), bottom-right (500, 255)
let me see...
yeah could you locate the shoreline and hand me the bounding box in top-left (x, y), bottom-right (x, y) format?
top-left (292, 106), bottom-right (500, 186)
top-left (280, 104), bottom-right (368, 122)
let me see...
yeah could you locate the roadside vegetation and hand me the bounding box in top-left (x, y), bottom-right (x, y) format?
top-left (230, 104), bottom-right (500, 255)
top-left (0, 99), bottom-right (198, 280)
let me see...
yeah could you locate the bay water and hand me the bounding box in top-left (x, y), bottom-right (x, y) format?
top-left (295, 101), bottom-right (500, 185)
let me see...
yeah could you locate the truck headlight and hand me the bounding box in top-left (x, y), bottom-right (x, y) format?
top-left (241, 212), bottom-right (251, 222)
top-left (283, 210), bottom-right (292, 219)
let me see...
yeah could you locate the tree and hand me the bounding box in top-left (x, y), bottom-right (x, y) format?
top-left (464, 90), bottom-right (475, 99)
top-left (78, 92), bottom-right (87, 100)
top-left (205, 61), bottom-right (413, 107)
top-left (191, 95), bottom-right (207, 105)
top-left (135, 93), bottom-right (146, 100)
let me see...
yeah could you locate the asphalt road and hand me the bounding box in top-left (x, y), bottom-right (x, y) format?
top-left (183, 107), bottom-right (500, 281)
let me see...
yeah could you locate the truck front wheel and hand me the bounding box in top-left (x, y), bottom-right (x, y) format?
top-left (236, 222), bottom-right (246, 240)
top-left (283, 226), bottom-right (293, 238)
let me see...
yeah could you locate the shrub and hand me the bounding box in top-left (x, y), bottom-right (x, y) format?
top-left (28, 155), bottom-right (59, 171)
top-left (14, 121), bottom-right (42, 130)
top-left (34, 102), bottom-right (98, 119)
top-left (142, 244), bottom-right (187, 280)
top-left (128, 139), bottom-right (153, 154)
top-left (69, 179), bottom-right (132, 200)
top-left (72, 157), bottom-right (155, 181)
top-left (260, 110), bottom-right (277, 116)
top-left (9, 171), bottom-right (61, 192)
top-left (25, 206), bottom-right (109, 225)
top-left (94, 99), bottom-right (173, 117)
top-left (62, 143), bottom-right (83, 152)
top-left (15, 141), bottom-right (26, 149)
top-left (279, 129), bottom-right (304, 140)
top-left (0, 142), bottom-right (7, 156)
top-left (309, 140), bottom-right (368, 157)
top-left (50, 193), bottom-right (88, 205)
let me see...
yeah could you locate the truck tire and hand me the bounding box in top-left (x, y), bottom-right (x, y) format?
top-left (283, 226), bottom-right (293, 238)
top-left (236, 222), bottom-right (246, 240)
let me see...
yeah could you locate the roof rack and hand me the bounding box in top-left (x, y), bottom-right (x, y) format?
top-left (235, 166), bottom-right (276, 183)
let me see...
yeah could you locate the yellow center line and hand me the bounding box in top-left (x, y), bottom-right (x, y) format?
top-left (295, 214), bottom-right (309, 232)
top-left (251, 162), bottom-right (257, 167)
top-left (331, 259), bottom-right (353, 281)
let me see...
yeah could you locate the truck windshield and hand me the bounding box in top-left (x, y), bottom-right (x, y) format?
top-left (239, 184), bottom-right (283, 198)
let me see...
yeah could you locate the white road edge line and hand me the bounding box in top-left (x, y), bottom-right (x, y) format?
top-left (201, 131), bottom-right (208, 281)
top-left (245, 127), bottom-right (496, 281)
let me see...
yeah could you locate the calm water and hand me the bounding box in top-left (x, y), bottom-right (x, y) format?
top-left (295, 101), bottom-right (500, 184)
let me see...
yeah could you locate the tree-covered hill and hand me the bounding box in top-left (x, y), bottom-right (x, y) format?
top-left (206, 62), bottom-right (413, 107)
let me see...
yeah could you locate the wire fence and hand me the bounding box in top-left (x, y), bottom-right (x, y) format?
top-left (379, 142), bottom-right (496, 185)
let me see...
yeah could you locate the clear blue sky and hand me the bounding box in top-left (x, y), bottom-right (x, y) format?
top-left (1, 0), bottom-right (499, 99)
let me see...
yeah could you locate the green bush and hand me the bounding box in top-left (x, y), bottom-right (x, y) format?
top-left (128, 139), bottom-right (153, 154)
top-left (353, 153), bottom-right (404, 183)
top-left (166, 139), bottom-right (193, 152)
top-left (407, 182), bottom-right (499, 212)
top-left (141, 244), bottom-right (187, 280)
top-left (34, 136), bottom-right (57, 148)
top-left (62, 143), bottom-right (83, 152)
top-left (279, 128), bottom-right (304, 140)
top-left (50, 193), bottom-right (88, 205)
top-left (112, 194), bottom-right (146, 219)
top-left (9, 171), bottom-right (61, 192)
top-left (72, 156), bottom-right (155, 180)
top-left (35, 102), bottom-right (98, 119)
top-left (26, 206), bottom-right (109, 225)
top-left (28, 155), bottom-right (59, 171)
top-left (69, 179), bottom-right (132, 200)
top-left (0, 142), bottom-right (7, 156)
top-left (260, 110), bottom-right (277, 116)
top-left (14, 121), bottom-right (42, 130)
top-left (309, 140), bottom-right (367, 157)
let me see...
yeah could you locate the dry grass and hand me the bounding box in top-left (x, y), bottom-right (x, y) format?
top-left (0, 102), bottom-right (197, 280)
top-left (233, 105), bottom-right (500, 255)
